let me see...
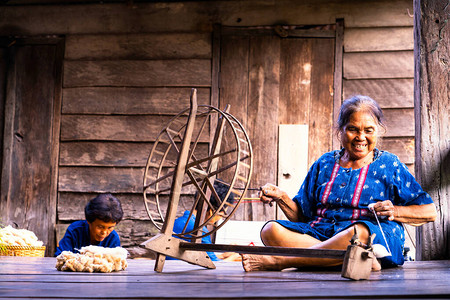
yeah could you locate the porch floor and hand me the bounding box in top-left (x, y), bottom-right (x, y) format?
top-left (1, 256), bottom-right (449, 299)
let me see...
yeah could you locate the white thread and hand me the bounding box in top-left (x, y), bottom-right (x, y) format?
top-left (369, 204), bottom-right (392, 256)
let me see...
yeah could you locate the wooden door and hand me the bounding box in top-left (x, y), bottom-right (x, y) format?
top-left (219, 27), bottom-right (336, 221)
top-left (0, 39), bottom-right (63, 256)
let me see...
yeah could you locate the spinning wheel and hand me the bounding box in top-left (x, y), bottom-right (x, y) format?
top-left (141, 89), bottom-right (375, 280)
top-left (143, 89), bottom-right (253, 239)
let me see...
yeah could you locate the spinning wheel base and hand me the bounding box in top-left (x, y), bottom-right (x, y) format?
top-left (140, 234), bottom-right (216, 272)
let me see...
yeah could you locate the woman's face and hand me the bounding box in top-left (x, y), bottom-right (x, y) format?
top-left (88, 219), bottom-right (117, 243)
top-left (341, 111), bottom-right (378, 161)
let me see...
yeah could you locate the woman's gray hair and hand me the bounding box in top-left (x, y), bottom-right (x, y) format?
top-left (336, 95), bottom-right (386, 134)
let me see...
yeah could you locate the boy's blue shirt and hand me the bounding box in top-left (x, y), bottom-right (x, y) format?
top-left (54, 220), bottom-right (120, 256)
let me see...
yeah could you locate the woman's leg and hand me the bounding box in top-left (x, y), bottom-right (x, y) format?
top-left (242, 222), bottom-right (380, 271)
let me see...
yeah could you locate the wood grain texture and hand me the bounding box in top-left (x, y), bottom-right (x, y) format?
top-left (246, 36), bottom-right (280, 221)
top-left (58, 166), bottom-right (198, 194)
top-left (62, 87), bottom-right (210, 115)
top-left (0, 0), bottom-right (414, 36)
top-left (0, 44), bottom-right (59, 256)
top-left (218, 34), bottom-right (250, 222)
top-left (59, 141), bottom-right (209, 167)
top-left (65, 33), bottom-right (211, 60)
top-left (279, 38), bottom-right (312, 125)
top-left (0, 48), bottom-right (6, 179)
top-left (414, 0), bottom-right (450, 260)
top-left (332, 20), bottom-right (344, 150)
top-left (308, 38), bottom-right (335, 164)
top-left (60, 115), bottom-right (210, 142)
top-left (379, 137), bottom-right (415, 164)
top-left (344, 51), bottom-right (414, 79)
top-left (1, 258), bottom-right (449, 298)
top-left (63, 59), bottom-right (211, 87)
top-left (345, 27), bottom-right (414, 52)
top-left (58, 167), bottom-right (144, 193)
top-left (343, 78), bottom-right (414, 108)
top-left (382, 108), bottom-right (415, 137)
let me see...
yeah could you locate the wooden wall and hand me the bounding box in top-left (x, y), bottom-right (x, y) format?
top-left (0, 0), bottom-right (417, 254)
top-left (343, 26), bottom-right (416, 172)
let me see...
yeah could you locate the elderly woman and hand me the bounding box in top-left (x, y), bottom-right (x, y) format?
top-left (242, 95), bottom-right (437, 271)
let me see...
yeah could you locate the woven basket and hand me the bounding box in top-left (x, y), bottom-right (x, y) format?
top-left (0, 245), bottom-right (46, 257)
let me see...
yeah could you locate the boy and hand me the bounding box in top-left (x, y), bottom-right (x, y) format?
top-left (55, 193), bottom-right (123, 256)
top-left (171, 180), bottom-right (238, 261)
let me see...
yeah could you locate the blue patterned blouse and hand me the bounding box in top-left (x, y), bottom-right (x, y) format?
top-left (276, 148), bottom-right (433, 267)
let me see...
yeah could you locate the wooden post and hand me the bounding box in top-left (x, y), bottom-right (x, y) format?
top-left (413, 0), bottom-right (450, 260)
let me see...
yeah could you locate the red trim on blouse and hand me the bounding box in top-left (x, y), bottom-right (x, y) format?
top-left (321, 163), bottom-right (340, 205)
top-left (351, 165), bottom-right (369, 208)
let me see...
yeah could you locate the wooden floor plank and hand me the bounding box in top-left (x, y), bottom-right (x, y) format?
top-left (0, 257), bottom-right (449, 299)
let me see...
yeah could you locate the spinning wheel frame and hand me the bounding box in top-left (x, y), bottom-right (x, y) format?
top-left (143, 101), bottom-right (253, 240)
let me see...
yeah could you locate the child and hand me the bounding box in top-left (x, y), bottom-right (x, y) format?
top-left (55, 193), bottom-right (123, 256)
top-left (170, 180), bottom-right (239, 261)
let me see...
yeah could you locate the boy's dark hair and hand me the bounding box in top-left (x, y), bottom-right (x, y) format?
top-left (85, 193), bottom-right (123, 223)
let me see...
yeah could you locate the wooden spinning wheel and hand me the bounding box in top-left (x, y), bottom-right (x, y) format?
top-left (141, 88), bottom-right (253, 271)
top-left (143, 89), bottom-right (253, 239)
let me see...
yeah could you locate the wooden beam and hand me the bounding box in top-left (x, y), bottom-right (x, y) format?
top-left (0, 1), bottom-right (415, 36)
top-left (180, 242), bottom-right (347, 259)
top-left (332, 19), bottom-right (344, 149)
top-left (414, 0), bottom-right (450, 260)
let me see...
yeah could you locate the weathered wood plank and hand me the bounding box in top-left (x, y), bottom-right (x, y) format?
top-left (309, 38), bottom-right (335, 164)
top-left (62, 87), bottom-right (210, 115)
top-left (345, 27), bottom-right (414, 52)
top-left (0, 48), bottom-right (7, 182)
top-left (65, 33), bottom-right (211, 60)
top-left (246, 36), bottom-right (280, 221)
top-left (379, 137), bottom-right (415, 164)
top-left (279, 38), bottom-right (311, 125)
top-left (60, 115), bottom-right (210, 142)
top-left (0, 43), bottom-right (59, 257)
top-left (218, 35), bottom-right (249, 222)
top-left (1, 258), bottom-right (450, 298)
top-left (58, 167), bottom-right (199, 194)
top-left (414, 0), bottom-right (450, 261)
top-left (343, 79), bottom-right (414, 108)
top-left (0, 1), bottom-right (414, 36)
top-left (344, 51), bottom-right (414, 79)
top-left (382, 108), bottom-right (415, 137)
top-left (58, 167), bottom-right (144, 193)
top-left (59, 141), bottom-right (209, 167)
top-left (63, 59), bottom-right (211, 87)
top-left (332, 19), bottom-right (344, 150)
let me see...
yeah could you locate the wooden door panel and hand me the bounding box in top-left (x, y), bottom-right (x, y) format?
top-left (1, 42), bottom-right (61, 256)
top-left (308, 38), bottom-right (335, 164)
top-left (219, 32), bottom-right (335, 222)
top-left (279, 38), bottom-right (312, 125)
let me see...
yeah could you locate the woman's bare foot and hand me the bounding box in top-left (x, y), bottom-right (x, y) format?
top-left (372, 258), bottom-right (382, 271)
top-left (241, 254), bottom-right (284, 271)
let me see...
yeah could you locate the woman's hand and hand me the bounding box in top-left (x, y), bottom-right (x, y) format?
top-left (259, 183), bottom-right (287, 207)
top-left (370, 200), bottom-right (397, 221)
top-left (258, 183), bottom-right (304, 222)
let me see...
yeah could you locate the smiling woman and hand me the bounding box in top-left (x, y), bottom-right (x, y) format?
top-left (337, 96), bottom-right (386, 169)
top-left (241, 95), bottom-right (437, 272)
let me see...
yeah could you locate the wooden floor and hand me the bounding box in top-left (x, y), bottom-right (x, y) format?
top-left (1, 256), bottom-right (449, 299)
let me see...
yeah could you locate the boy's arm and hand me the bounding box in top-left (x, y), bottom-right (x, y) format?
top-left (54, 228), bottom-right (78, 256)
